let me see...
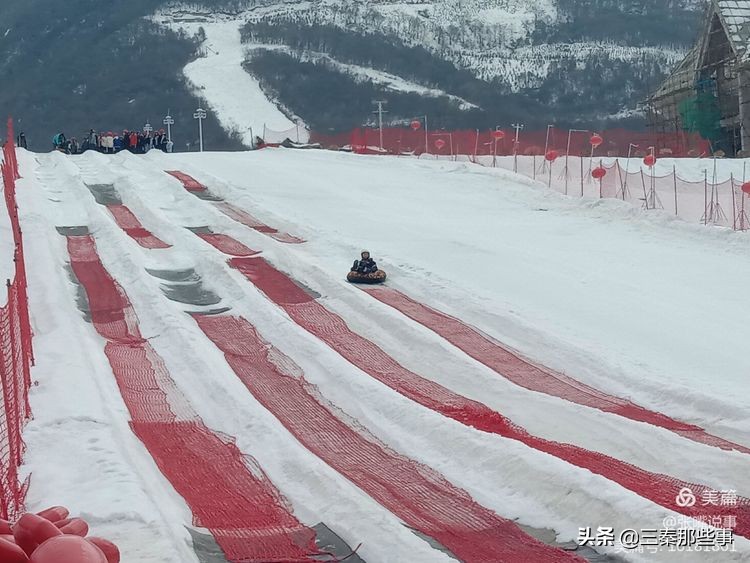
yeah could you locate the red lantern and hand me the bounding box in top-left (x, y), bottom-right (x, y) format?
top-left (492, 130), bottom-right (506, 141)
top-left (742, 182), bottom-right (750, 195)
top-left (643, 154), bottom-right (656, 167)
top-left (434, 138), bottom-right (446, 150)
top-left (545, 150), bottom-right (558, 162)
top-left (591, 166), bottom-right (606, 179)
top-left (87, 538), bottom-right (120, 563)
top-left (29, 536), bottom-right (106, 563)
top-left (590, 134), bottom-right (603, 148)
top-left (410, 120), bottom-right (421, 131)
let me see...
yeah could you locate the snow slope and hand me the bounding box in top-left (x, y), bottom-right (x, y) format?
top-left (15, 145), bottom-right (750, 561)
top-left (153, 17), bottom-right (304, 147)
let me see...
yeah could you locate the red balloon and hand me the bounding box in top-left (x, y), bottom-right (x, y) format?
top-left (0, 519), bottom-right (12, 535)
top-left (30, 536), bottom-right (106, 563)
top-left (643, 154), bottom-right (656, 167)
top-left (0, 536), bottom-right (28, 563)
top-left (742, 182), bottom-right (750, 195)
top-left (87, 538), bottom-right (120, 563)
top-left (545, 150), bottom-right (559, 162)
top-left (434, 138), bottom-right (446, 150)
top-left (492, 130), bottom-right (506, 140)
top-left (590, 134), bottom-right (603, 148)
top-left (13, 514), bottom-right (62, 556)
top-left (37, 508), bottom-right (69, 523)
top-left (410, 120), bottom-right (421, 131)
top-left (56, 518), bottom-right (89, 537)
top-left (591, 166), bottom-right (607, 179)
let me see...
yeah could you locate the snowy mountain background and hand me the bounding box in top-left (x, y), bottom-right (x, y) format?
top-left (0, 0), bottom-right (705, 149)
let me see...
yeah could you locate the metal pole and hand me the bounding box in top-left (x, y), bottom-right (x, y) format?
top-left (424, 115), bottom-right (428, 154)
top-left (674, 165), bottom-right (678, 216)
top-left (193, 107), bottom-right (207, 152)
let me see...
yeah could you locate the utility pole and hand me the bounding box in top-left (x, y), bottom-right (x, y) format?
top-left (163, 111), bottom-right (175, 143)
top-left (193, 108), bottom-right (207, 152)
top-left (372, 100), bottom-right (388, 151)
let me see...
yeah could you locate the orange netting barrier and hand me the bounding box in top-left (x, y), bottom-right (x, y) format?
top-left (311, 127), bottom-right (710, 158)
top-left (229, 255), bottom-right (750, 539)
top-left (362, 286), bottom-right (750, 454)
top-left (194, 312), bottom-right (581, 562)
top-left (0, 117), bottom-right (33, 521)
top-left (66, 234), bottom-right (324, 562)
top-left (312, 126), bottom-right (750, 230)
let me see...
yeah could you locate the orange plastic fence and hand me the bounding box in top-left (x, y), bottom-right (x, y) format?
top-left (311, 127), bottom-right (711, 158)
top-left (0, 117), bottom-right (33, 520)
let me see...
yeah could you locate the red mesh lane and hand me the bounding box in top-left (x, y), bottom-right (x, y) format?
top-left (216, 202), bottom-right (305, 244)
top-left (362, 286), bottom-right (750, 456)
top-left (66, 235), bottom-right (322, 562)
top-left (195, 233), bottom-right (260, 257)
top-left (195, 314), bottom-right (581, 563)
top-left (165, 170), bottom-right (207, 192)
top-left (229, 256), bottom-right (750, 538)
top-left (106, 204), bottom-right (171, 249)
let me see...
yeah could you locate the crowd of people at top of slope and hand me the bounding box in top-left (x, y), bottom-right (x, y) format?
top-left (50, 129), bottom-right (174, 155)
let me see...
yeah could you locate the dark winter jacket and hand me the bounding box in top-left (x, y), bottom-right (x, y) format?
top-left (352, 258), bottom-right (378, 274)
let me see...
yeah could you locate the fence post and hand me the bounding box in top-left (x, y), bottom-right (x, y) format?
top-left (673, 165), bottom-right (678, 216)
top-left (731, 173), bottom-right (737, 230)
top-left (580, 156), bottom-right (584, 197)
top-left (704, 170), bottom-right (708, 226)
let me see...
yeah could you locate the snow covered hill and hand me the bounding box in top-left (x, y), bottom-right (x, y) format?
top-left (155, 0), bottom-right (703, 135)
top-left (15, 145), bottom-right (750, 561)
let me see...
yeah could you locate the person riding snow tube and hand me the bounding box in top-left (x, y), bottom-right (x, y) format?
top-left (347, 250), bottom-right (386, 284)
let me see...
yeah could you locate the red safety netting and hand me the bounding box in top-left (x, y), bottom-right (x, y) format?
top-left (66, 234), bottom-right (323, 562)
top-left (165, 170), bottom-right (207, 192)
top-left (311, 127), bottom-right (710, 158)
top-left (229, 256), bottom-right (750, 538)
top-left (363, 286), bottom-right (750, 455)
top-left (106, 205), bottom-right (171, 249)
top-left (0, 117), bottom-right (33, 521)
top-left (195, 313), bottom-right (580, 562)
top-left (215, 201), bottom-right (305, 244)
top-left (195, 233), bottom-right (259, 257)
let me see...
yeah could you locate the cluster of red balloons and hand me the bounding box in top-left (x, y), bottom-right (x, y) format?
top-left (590, 134), bottom-right (603, 148)
top-left (0, 507), bottom-right (119, 563)
top-left (591, 166), bottom-right (607, 180)
top-left (410, 120), bottom-right (421, 131)
top-left (643, 154), bottom-right (657, 168)
top-left (545, 150), bottom-right (559, 162)
top-left (741, 182), bottom-right (750, 195)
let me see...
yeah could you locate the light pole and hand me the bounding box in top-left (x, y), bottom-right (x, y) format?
top-left (193, 108), bottom-right (207, 152)
top-left (163, 111), bottom-right (175, 143)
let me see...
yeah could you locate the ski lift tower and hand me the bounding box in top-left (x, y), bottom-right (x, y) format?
top-left (193, 107), bottom-right (207, 152)
top-left (163, 111), bottom-right (175, 143)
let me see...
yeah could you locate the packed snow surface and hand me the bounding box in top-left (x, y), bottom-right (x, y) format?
top-left (12, 146), bottom-right (750, 561)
